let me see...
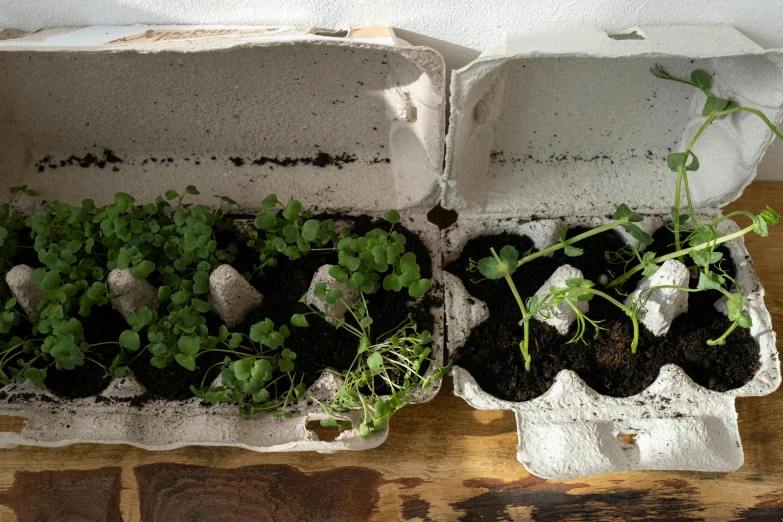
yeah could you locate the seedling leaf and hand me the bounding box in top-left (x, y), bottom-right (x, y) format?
top-left (613, 203), bottom-right (643, 223)
top-left (690, 70), bottom-right (711, 91)
top-left (622, 223), bottom-right (653, 245)
top-left (697, 271), bottom-right (725, 291)
top-left (291, 314), bottom-right (310, 327)
top-left (667, 151), bottom-right (699, 172)
top-left (702, 96), bottom-right (732, 116)
top-left (384, 209), bottom-right (400, 224)
top-left (119, 330), bottom-right (140, 351)
top-left (367, 352), bottom-right (383, 371)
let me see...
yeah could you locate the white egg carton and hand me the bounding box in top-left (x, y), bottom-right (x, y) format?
top-left (442, 26), bottom-right (782, 478)
top-left (0, 26), bottom-right (445, 452)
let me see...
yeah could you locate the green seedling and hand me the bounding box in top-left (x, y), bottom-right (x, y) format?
top-left (306, 304), bottom-right (447, 437)
top-left (531, 277), bottom-right (641, 356)
top-left (178, 318), bottom-right (304, 416)
top-left (471, 65), bottom-right (782, 367)
top-left (21, 198), bottom-right (118, 382)
top-left (472, 203), bottom-right (648, 369)
top-left (0, 186), bottom-right (445, 422)
top-left (109, 186), bottom-right (238, 374)
top-left (330, 209), bottom-right (431, 298)
top-left (606, 65), bottom-right (782, 345)
top-left (248, 194), bottom-right (337, 275)
top-left (291, 211), bottom-right (445, 437)
top-left (0, 188), bottom-right (31, 294)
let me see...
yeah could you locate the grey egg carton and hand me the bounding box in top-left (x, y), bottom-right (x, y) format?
top-left (441, 25), bottom-right (783, 479)
top-left (0, 26), bottom-right (446, 452)
top-left (444, 215), bottom-right (779, 479)
top-left (0, 213), bottom-right (443, 452)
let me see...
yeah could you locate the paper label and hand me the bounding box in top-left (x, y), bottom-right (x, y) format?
top-left (105, 27), bottom-right (283, 45)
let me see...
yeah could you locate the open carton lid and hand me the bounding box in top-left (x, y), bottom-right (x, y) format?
top-left (442, 25), bottom-right (783, 219)
top-left (0, 26), bottom-right (445, 214)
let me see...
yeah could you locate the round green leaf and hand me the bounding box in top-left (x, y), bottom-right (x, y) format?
top-left (329, 265), bottom-right (349, 283)
top-left (175, 354), bottom-right (196, 371)
top-left (130, 260), bottom-right (155, 279)
top-left (254, 213), bottom-right (276, 230)
top-left (40, 271), bottom-right (61, 293)
top-left (158, 285), bottom-right (171, 301)
top-left (260, 194), bottom-right (279, 209)
top-left (383, 209), bottom-right (400, 224)
top-left (282, 200), bottom-right (302, 221)
top-left (383, 273), bottom-right (402, 292)
top-left (116, 248), bottom-right (132, 270)
top-left (302, 220), bottom-right (320, 241)
top-left (325, 288), bottom-right (342, 305)
top-left (119, 330), bottom-right (140, 351)
top-left (408, 278), bottom-right (431, 298)
top-left (291, 314), bottom-right (310, 328)
top-left (367, 352), bottom-right (383, 371)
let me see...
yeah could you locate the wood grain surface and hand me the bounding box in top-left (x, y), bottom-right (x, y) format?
top-left (0, 183), bottom-right (780, 522)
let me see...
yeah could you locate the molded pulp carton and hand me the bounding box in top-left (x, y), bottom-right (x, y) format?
top-left (441, 26), bottom-right (782, 479)
top-left (0, 25), bottom-right (446, 452)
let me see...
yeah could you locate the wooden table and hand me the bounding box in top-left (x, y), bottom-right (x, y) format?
top-left (0, 183), bottom-right (780, 522)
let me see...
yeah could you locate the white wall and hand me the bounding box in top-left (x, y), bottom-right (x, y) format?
top-left (2, 0), bottom-right (781, 180)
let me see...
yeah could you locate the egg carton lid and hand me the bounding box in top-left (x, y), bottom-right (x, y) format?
top-left (442, 25), bottom-right (783, 219)
top-left (0, 25), bottom-right (445, 215)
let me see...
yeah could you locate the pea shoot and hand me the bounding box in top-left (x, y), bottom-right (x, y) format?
top-left (470, 65), bottom-right (781, 372)
top-left (607, 65), bottom-right (782, 345)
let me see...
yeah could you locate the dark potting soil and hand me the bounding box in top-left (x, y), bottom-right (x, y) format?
top-left (45, 304), bottom-right (127, 399)
top-left (11, 232), bottom-right (40, 268)
top-left (448, 226), bottom-right (760, 402)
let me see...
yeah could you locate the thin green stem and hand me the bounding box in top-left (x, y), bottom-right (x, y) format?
top-left (517, 219), bottom-right (628, 268)
top-left (654, 70), bottom-right (711, 97)
top-left (204, 348), bottom-right (257, 358)
top-left (608, 222), bottom-right (756, 289)
top-left (673, 169), bottom-right (684, 252)
top-left (673, 115), bottom-right (716, 252)
top-left (716, 210), bottom-right (757, 226)
top-left (560, 288), bottom-right (629, 314)
top-left (85, 357), bottom-right (109, 372)
top-left (707, 321), bottom-right (738, 346)
top-left (682, 169), bottom-right (696, 225)
top-left (199, 360), bottom-right (230, 389)
top-left (734, 107), bottom-right (783, 141)
top-left (557, 287), bottom-right (639, 353)
top-left (492, 248), bottom-right (531, 370)
top-left (384, 357), bottom-right (419, 375)
top-left (0, 350), bottom-right (22, 369)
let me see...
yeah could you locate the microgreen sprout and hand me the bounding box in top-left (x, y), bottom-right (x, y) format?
top-left (330, 208), bottom-right (432, 298)
top-left (304, 302), bottom-right (447, 437)
top-left (27, 198), bottom-right (117, 373)
top-left (650, 64), bottom-right (783, 253)
top-left (249, 194), bottom-right (337, 275)
top-left (532, 278), bottom-right (640, 353)
top-left (0, 187), bottom-right (31, 294)
top-left (188, 318), bottom-right (305, 416)
top-left (470, 65), bottom-right (782, 369)
top-left (113, 186), bottom-right (238, 375)
top-left (0, 186), bottom-right (445, 423)
top-left (290, 210), bottom-right (444, 437)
